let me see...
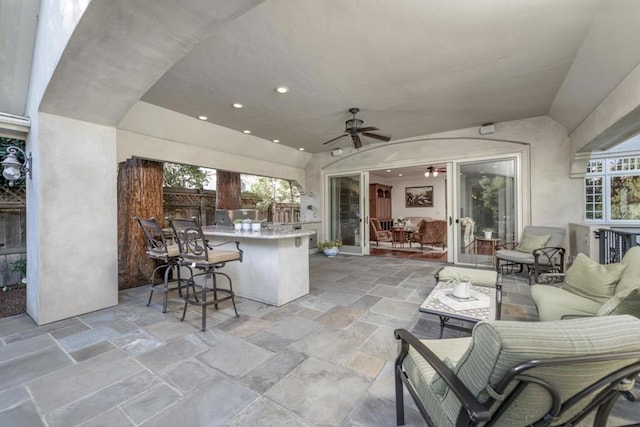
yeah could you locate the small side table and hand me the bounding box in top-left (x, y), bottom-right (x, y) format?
top-left (391, 226), bottom-right (406, 248)
top-left (474, 237), bottom-right (501, 268)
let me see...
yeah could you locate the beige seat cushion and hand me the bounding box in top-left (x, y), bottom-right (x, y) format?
top-left (147, 244), bottom-right (181, 260)
top-left (517, 234), bottom-right (550, 253)
top-left (616, 247), bottom-right (640, 293)
top-left (437, 266), bottom-right (498, 288)
top-left (531, 284), bottom-right (602, 321)
top-left (597, 288), bottom-right (640, 317)
top-left (562, 253), bottom-right (627, 303)
top-left (447, 316), bottom-right (640, 426)
top-left (183, 250), bottom-right (241, 265)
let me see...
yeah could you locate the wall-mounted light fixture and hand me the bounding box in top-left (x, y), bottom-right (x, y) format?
top-left (1, 146), bottom-right (31, 186)
top-left (424, 166), bottom-right (438, 178)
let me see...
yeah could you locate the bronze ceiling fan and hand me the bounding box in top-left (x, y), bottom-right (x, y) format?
top-left (322, 107), bottom-right (391, 149)
top-left (424, 165), bottom-right (446, 177)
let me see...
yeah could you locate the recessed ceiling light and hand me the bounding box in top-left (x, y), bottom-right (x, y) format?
top-left (298, 147), bottom-right (305, 151)
top-left (275, 86), bottom-right (289, 94)
top-left (243, 130), bottom-right (251, 134)
top-left (273, 139), bottom-right (280, 143)
top-left (232, 103), bottom-right (243, 109)
top-left (398, 173), bottom-right (403, 177)
top-left (386, 169), bottom-right (391, 173)
top-left (197, 115), bottom-right (208, 120)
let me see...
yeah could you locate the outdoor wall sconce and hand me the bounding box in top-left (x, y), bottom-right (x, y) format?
top-left (1, 146), bottom-right (32, 186)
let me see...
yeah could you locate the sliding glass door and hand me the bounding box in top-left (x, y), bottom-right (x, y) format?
top-left (328, 173), bottom-right (367, 255)
top-left (454, 158), bottom-right (517, 266)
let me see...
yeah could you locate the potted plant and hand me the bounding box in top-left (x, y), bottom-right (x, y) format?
top-left (242, 219), bottom-right (252, 232)
top-left (317, 239), bottom-right (342, 257)
top-left (233, 218), bottom-right (243, 231)
top-left (251, 219), bottom-right (262, 232)
top-left (483, 228), bottom-right (494, 239)
top-left (447, 272), bottom-right (472, 299)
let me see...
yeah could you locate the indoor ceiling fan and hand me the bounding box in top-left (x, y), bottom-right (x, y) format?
top-left (424, 165), bottom-right (446, 177)
top-left (322, 107), bottom-right (391, 149)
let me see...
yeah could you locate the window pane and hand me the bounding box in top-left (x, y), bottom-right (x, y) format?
top-left (584, 176), bottom-right (603, 221)
top-left (610, 175), bottom-right (640, 220)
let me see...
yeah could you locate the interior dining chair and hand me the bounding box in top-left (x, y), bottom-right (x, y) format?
top-left (395, 315), bottom-right (640, 427)
top-left (169, 217), bottom-right (242, 331)
top-left (135, 217), bottom-right (194, 313)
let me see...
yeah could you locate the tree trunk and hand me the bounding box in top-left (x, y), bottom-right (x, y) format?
top-left (216, 170), bottom-right (242, 210)
top-left (117, 159), bottom-right (164, 289)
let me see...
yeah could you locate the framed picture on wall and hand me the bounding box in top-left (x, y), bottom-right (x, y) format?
top-left (405, 186), bottom-right (434, 207)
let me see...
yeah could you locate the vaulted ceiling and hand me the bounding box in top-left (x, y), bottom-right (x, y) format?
top-left (4, 0), bottom-right (640, 153)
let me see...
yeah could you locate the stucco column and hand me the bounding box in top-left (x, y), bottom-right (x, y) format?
top-left (26, 112), bottom-right (118, 324)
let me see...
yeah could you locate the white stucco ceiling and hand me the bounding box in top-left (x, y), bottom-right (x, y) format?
top-left (140, 0), bottom-right (638, 153)
top-left (0, 0), bottom-right (39, 116)
top-left (6, 0), bottom-right (640, 155)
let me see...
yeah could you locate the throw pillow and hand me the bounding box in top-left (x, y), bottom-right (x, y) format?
top-left (429, 357), bottom-right (455, 396)
top-left (517, 233), bottom-right (551, 253)
top-left (562, 253), bottom-right (627, 303)
top-left (597, 288), bottom-right (640, 317)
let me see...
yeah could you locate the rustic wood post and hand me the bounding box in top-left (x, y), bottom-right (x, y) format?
top-left (117, 158), bottom-right (164, 289)
top-left (216, 170), bottom-right (242, 210)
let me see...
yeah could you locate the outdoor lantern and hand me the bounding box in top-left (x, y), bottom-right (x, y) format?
top-left (1, 146), bottom-right (31, 186)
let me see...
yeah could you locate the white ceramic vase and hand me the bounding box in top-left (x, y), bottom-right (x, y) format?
top-left (242, 222), bottom-right (251, 231)
top-left (484, 231), bottom-right (492, 239)
top-left (234, 223), bottom-right (242, 231)
top-left (452, 281), bottom-right (471, 299)
top-left (251, 223), bottom-right (261, 232)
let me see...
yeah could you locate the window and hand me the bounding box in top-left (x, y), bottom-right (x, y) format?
top-left (585, 155), bottom-right (640, 223)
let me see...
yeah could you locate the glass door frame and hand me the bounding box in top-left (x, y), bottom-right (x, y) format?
top-left (324, 171), bottom-right (369, 256)
top-left (451, 154), bottom-right (523, 266)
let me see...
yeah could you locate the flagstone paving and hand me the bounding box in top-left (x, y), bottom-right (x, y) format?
top-left (0, 254), bottom-right (637, 426)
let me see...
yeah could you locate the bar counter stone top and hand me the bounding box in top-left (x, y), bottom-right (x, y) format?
top-left (201, 225), bottom-right (315, 240)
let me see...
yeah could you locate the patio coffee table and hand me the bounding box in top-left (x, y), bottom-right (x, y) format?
top-left (421, 270), bottom-right (502, 338)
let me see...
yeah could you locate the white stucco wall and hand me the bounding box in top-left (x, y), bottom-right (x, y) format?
top-left (22, 0), bottom-right (120, 324)
top-left (306, 116), bottom-right (582, 243)
top-left (117, 102), bottom-right (309, 185)
top-left (28, 113), bottom-right (118, 323)
top-left (373, 175), bottom-right (448, 221)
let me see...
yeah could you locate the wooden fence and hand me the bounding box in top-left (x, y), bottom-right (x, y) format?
top-left (163, 187), bottom-right (299, 224)
top-left (0, 187), bottom-right (26, 286)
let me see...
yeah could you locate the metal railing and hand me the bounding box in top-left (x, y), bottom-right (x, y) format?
top-left (598, 228), bottom-right (640, 264)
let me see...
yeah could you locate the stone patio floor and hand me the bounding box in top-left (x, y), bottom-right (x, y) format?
top-left (0, 254), bottom-right (637, 426)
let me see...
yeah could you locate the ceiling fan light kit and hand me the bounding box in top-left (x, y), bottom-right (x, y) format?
top-left (322, 107), bottom-right (391, 150)
top-left (424, 165), bottom-right (445, 178)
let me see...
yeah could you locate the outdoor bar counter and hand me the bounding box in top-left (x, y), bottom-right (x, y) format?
top-left (201, 226), bottom-right (315, 306)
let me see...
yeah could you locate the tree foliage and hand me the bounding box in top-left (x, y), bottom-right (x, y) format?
top-left (610, 175), bottom-right (640, 220)
top-left (249, 177), bottom-right (300, 213)
top-left (163, 163), bottom-right (211, 188)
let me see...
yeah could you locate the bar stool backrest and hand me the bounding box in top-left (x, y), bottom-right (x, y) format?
top-left (169, 218), bottom-right (209, 263)
top-left (135, 217), bottom-right (172, 262)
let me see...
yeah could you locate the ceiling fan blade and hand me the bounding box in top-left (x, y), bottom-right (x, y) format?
top-left (351, 134), bottom-right (363, 149)
top-left (362, 132), bottom-right (391, 142)
top-left (322, 133), bottom-right (348, 145)
top-left (357, 126), bottom-right (379, 133)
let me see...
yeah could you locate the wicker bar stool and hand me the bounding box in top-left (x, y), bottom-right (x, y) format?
top-left (169, 218), bottom-right (242, 331)
top-left (135, 217), bottom-right (194, 313)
